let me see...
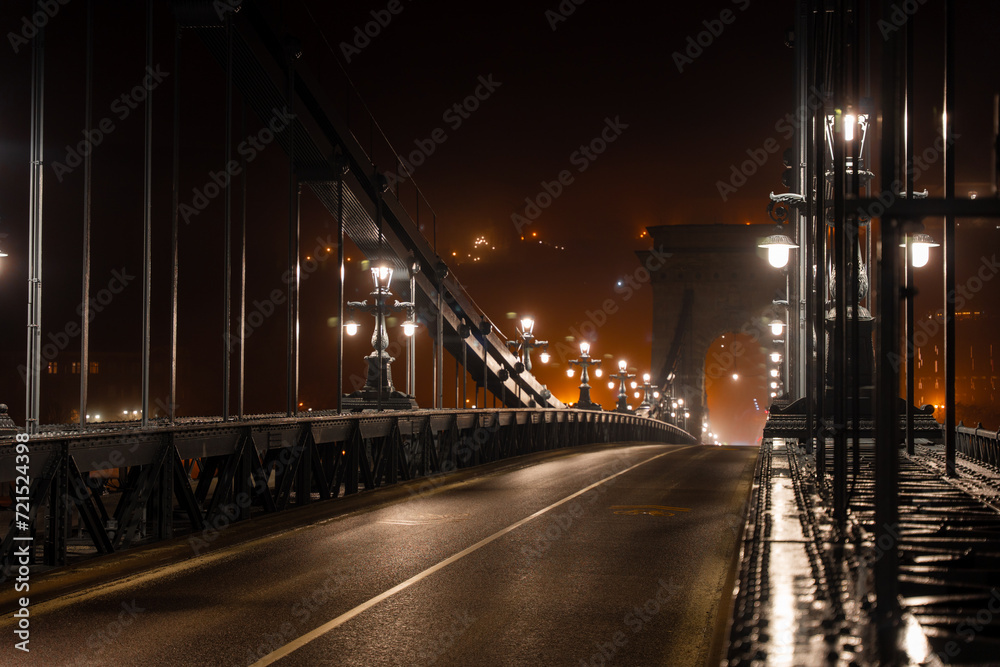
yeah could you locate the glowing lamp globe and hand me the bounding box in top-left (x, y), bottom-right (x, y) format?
top-left (371, 265), bottom-right (393, 290)
top-left (900, 233), bottom-right (939, 268)
top-left (758, 233), bottom-right (798, 268)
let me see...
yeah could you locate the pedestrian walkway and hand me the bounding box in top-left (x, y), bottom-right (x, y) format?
top-left (722, 438), bottom-right (959, 666)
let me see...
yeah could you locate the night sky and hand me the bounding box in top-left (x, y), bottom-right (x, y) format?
top-left (0, 1), bottom-right (998, 442)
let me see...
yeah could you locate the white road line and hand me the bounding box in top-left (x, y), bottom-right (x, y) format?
top-left (253, 445), bottom-right (693, 666)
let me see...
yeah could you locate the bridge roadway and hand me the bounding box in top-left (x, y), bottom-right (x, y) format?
top-left (1, 442), bottom-right (757, 666)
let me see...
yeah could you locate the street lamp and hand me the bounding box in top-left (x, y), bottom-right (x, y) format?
top-left (901, 232), bottom-right (939, 454)
top-left (637, 373), bottom-right (654, 412)
top-left (900, 233), bottom-right (939, 269)
top-left (569, 341), bottom-right (603, 410)
top-left (758, 231), bottom-right (799, 269)
top-left (611, 360), bottom-right (635, 413)
top-left (507, 317), bottom-right (548, 373)
top-left (343, 264), bottom-right (418, 411)
top-left (770, 320), bottom-right (785, 336)
top-left (506, 316), bottom-right (549, 406)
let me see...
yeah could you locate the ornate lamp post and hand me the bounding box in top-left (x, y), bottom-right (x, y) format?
top-left (506, 317), bottom-right (548, 406)
top-left (343, 264), bottom-right (418, 411)
top-left (611, 359), bottom-right (634, 413)
top-left (637, 373), bottom-right (654, 412)
top-left (568, 342), bottom-right (602, 411)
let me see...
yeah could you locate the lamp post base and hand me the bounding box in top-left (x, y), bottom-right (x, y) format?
top-left (574, 400), bottom-right (604, 411)
top-left (342, 390), bottom-right (419, 412)
top-left (342, 354), bottom-right (419, 412)
top-left (0, 404), bottom-right (17, 436)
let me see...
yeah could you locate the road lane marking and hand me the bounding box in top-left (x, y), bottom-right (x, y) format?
top-left (610, 505), bottom-right (691, 516)
top-left (252, 445), bottom-right (695, 666)
top-left (378, 513), bottom-right (471, 525)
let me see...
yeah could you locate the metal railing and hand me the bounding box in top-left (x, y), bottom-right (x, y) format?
top-left (0, 408), bottom-right (694, 576)
top-left (956, 422), bottom-right (1000, 469)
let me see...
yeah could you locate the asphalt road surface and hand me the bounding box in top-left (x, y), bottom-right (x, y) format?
top-left (1, 442), bottom-right (757, 666)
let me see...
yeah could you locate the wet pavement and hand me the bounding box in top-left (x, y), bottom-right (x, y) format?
top-left (725, 438), bottom-right (863, 666)
top-left (726, 437), bottom-right (1000, 666)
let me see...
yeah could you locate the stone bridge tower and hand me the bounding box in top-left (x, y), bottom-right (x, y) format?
top-left (639, 224), bottom-right (785, 438)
